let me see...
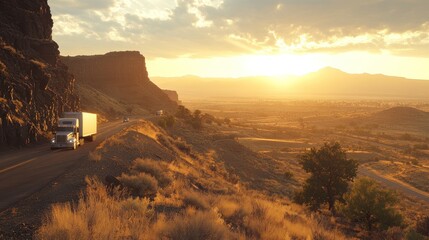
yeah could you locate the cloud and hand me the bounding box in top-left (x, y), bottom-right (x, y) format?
top-left (50, 0), bottom-right (429, 58)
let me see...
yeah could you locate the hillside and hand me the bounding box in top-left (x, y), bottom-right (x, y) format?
top-left (153, 68), bottom-right (429, 100)
top-left (76, 83), bottom-right (149, 121)
top-left (0, 118), bottom-right (346, 239)
top-left (0, 0), bottom-right (79, 147)
top-left (365, 106), bottom-right (429, 133)
top-left (372, 107), bottom-right (429, 121)
top-left (62, 52), bottom-right (177, 112)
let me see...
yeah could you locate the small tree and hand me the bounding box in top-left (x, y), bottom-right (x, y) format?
top-left (338, 178), bottom-right (402, 232)
top-left (295, 142), bottom-right (358, 214)
top-left (176, 105), bottom-right (191, 119)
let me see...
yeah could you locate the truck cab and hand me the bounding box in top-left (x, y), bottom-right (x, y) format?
top-left (51, 118), bottom-right (79, 150)
top-left (50, 112), bottom-right (97, 150)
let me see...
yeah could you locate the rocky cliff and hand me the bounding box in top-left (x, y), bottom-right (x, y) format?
top-left (62, 52), bottom-right (177, 112)
top-left (163, 90), bottom-right (180, 103)
top-left (0, 0), bottom-right (79, 147)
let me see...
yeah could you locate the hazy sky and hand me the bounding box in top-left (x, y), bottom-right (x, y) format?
top-left (50, 0), bottom-right (429, 79)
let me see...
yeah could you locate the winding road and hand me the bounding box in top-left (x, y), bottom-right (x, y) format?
top-left (359, 167), bottom-right (429, 203)
top-left (0, 119), bottom-right (135, 211)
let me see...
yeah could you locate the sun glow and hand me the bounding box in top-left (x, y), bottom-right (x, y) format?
top-left (241, 54), bottom-right (323, 77)
top-left (148, 54), bottom-right (325, 78)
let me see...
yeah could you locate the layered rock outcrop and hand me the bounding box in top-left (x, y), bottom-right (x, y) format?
top-left (62, 52), bottom-right (177, 112)
top-left (163, 90), bottom-right (180, 104)
top-left (0, 0), bottom-right (79, 147)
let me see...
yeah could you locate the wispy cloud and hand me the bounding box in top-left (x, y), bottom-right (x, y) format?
top-left (50, 0), bottom-right (429, 58)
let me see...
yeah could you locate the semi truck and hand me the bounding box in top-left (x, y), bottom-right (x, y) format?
top-left (51, 112), bottom-right (97, 150)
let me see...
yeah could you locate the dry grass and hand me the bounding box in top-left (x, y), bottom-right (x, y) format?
top-left (214, 196), bottom-right (346, 240)
top-left (132, 158), bottom-right (172, 187)
top-left (182, 191), bottom-right (209, 210)
top-left (36, 177), bottom-right (153, 240)
top-left (119, 172), bottom-right (159, 198)
top-left (156, 209), bottom-right (234, 240)
top-left (37, 120), bottom-right (353, 239)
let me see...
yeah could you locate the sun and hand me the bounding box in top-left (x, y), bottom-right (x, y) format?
top-left (241, 54), bottom-right (323, 77)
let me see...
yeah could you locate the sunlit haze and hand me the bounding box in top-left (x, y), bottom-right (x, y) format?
top-left (50, 0), bottom-right (429, 79)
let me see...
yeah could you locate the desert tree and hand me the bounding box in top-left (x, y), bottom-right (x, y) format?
top-left (294, 142), bottom-right (358, 214)
top-left (338, 178), bottom-right (402, 232)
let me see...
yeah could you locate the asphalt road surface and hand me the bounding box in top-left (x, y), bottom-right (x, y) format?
top-left (0, 119), bottom-right (135, 211)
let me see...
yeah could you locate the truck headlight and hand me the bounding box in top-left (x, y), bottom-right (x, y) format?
top-left (68, 139), bottom-right (74, 143)
top-left (51, 138), bottom-right (56, 143)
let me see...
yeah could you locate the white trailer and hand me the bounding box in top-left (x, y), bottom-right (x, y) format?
top-left (63, 112), bottom-right (97, 141)
top-left (51, 112), bottom-right (97, 150)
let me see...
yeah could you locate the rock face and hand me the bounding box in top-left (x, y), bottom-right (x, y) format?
top-left (163, 90), bottom-right (180, 103)
top-left (0, 0), bottom-right (79, 147)
top-left (62, 52), bottom-right (177, 112)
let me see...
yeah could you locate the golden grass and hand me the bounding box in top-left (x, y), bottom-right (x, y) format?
top-left (132, 158), bottom-right (172, 188)
top-left (119, 172), bottom-right (159, 198)
top-left (36, 177), bottom-right (153, 240)
top-left (182, 190), bottom-right (210, 210)
top-left (37, 120), bottom-right (352, 239)
top-left (156, 208), bottom-right (233, 240)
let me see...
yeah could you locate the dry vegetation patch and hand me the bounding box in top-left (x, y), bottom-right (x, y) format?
top-left (37, 120), bottom-right (351, 240)
top-left (36, 177), bottom-right (153, 240)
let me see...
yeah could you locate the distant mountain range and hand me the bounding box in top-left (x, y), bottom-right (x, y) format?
top-left (152, 67), bottom-right (429, 100)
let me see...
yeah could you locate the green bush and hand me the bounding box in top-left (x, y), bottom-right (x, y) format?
top-left (295, 142), bottom-right (358, 214)
top-left (338, 178), bottom-right (403, 231)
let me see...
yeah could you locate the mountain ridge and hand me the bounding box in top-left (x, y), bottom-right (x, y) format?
top-left (152, 67), bottom-right (429, 99)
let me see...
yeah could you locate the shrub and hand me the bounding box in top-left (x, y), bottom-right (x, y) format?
top-left (132, 158), bottom-right (172, 188)
top-left (157, 134), bottom-right (175, 150)
top-left (157, 210), bottom-right (233, 240)
top-left (164, 115), bottom-right (175, 127)
top-left (119, 172), bottom-right (158, 198)
top-left (158, 115), bottom-right (175, 129)
top-left (182, 191), bottom-right (209, 210)
top-left (175, 138), bottom-right (192, 155)
top-left (158, 119), bottom-right (167, 129)
top-left (176, 105), bottom-right (192, 119)
top-left (338, 178), bottom-right (403, 232)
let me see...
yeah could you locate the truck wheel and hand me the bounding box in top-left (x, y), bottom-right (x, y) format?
top-left (89, 135), bottom-right (96, 142)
